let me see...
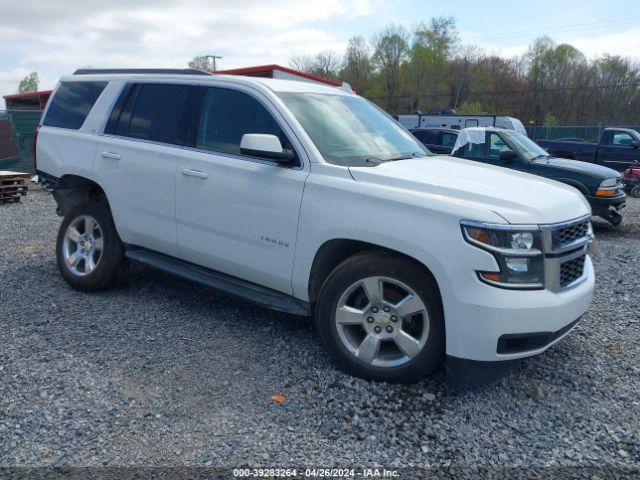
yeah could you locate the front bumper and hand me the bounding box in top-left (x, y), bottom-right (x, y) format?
top-left (444, 255), bottom-right (594, 362)
top-left (446, 317), bottom-right (581, 388)
top-left (587, 192), bottom-right (626, 216)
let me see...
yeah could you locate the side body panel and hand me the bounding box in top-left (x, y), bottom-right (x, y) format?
top-left (291, 161), bottom-right (503, 306)
top-left (176, 150), bottom-right (308, 294)
top-left (536, 139), bottom-right (598, 163)
top-left (94, 136), bottom-right (180, 257)
top-left (175, 83), bottom-right (312, 294)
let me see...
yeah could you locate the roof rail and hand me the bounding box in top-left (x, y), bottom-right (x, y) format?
top-left (72, 68), bottom-right (211, 76)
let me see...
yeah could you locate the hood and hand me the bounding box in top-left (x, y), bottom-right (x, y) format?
top-left (349, 156), bottom-right (591, 225)
top-left (534, 156), bottom-right (620, 180)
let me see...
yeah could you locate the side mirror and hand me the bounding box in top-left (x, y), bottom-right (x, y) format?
top-left (631, 140), bottom-right (639, 148)
top-left (499, 150), bottom-right (517, 163)
top-left (240, 134), bottom-right (295, 163)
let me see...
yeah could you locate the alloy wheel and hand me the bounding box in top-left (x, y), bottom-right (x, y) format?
top-left (334, 276), bottom-right (429, 368)
top-left (62, 215), bottom-right (104, 276)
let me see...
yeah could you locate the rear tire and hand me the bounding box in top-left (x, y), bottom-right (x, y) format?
top-left (56, 202), bottom-right (125, 291)
top-left (316, 251), bottom-right (445, 382)
top-left (631, 186), bottom-right (640, 198)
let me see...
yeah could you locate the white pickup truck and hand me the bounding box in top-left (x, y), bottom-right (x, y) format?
top-left (36, 69), bottom-right (595, 383)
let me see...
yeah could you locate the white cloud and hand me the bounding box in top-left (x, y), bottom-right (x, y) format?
top-left (0, 0), bottom-right (379, 99)
top-left (570, 28), bottom-right (640, 59)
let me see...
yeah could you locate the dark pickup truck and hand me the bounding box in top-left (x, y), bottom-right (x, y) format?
top-left (537, 128), bottom-right (640, 171)
top-left (451, 127), bottom-right (626, 225)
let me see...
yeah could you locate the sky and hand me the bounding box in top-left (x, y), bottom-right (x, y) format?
top-left (1, 0), bottom-right (639, 100)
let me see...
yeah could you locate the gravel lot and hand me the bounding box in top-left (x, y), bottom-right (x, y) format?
top-left (1, 189), bottom-right (639, 474)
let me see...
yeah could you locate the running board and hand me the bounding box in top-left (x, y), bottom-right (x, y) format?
top-left (125, 248), bottom-right (310, 316)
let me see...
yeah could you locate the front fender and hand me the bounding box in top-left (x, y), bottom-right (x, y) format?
top-left (549, 177), bottom-right (589, 195)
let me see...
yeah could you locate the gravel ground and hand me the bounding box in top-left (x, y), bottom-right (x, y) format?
top-left (1, 189), bottom-right (638, 475)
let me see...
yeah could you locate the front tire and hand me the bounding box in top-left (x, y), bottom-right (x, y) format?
top-left (316, 251), bottom-right (445, 382)
top-left (56, 202), bottom-right (124, 291)
top-left (608, 210), bottom-right (623, 226)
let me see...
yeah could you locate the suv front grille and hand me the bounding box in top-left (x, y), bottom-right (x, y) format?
top-left (540, 215), bottom-right (592, 292)
top-left (560, 255), bottom-right (586, 288)
top-left (552, 220), bottom-right (590, 250)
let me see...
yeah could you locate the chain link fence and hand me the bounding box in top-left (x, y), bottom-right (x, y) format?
top-left (526, 125), bottom-right (640, 142)
top-left (0, 110), bottom-right (42, 173)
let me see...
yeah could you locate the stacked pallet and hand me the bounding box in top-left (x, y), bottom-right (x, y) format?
top-left (0, 171), bottom-right (29, 204)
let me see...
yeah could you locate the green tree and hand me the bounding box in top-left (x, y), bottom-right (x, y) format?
top-left (407, 16), bottom-right (458, 112)
top-left (18, 72), bottom-right (39, 93)
top-left (457, 100), bottom-right (488, 114)
top-left (341, 36), bottom-right (372, 93)
top-left (371, 24), bottom-right (409, 111)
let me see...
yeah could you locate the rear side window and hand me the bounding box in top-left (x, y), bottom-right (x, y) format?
top-left (106, 83), bottom-right (190, 145)
top-left (43, 81), bottom-right (107, 129)
top-left (196, 87), bottom-right (287, 156)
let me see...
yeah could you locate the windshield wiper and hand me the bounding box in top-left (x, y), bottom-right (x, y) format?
top-left (364, 156), bottom-right (384, 165)
top-left (386, 152), bottom-right (429, 161)
top-left (365, 152), bottom-right (428, 165)
top-left (531, 154), bottom-right (551, 162)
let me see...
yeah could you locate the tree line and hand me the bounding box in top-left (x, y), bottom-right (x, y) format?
top-left (289, 17), bottom-right (640, 126)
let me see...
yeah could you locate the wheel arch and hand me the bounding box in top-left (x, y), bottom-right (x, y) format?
top-left (551, 177), bottom-right (589, 195)
top-left (52, 174), bottom-right (111, 217)
top-left (307, 238), bottom-right (444, 309)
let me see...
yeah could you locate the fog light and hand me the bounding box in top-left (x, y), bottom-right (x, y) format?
top-left (506, 257), bottom-right (528, 272)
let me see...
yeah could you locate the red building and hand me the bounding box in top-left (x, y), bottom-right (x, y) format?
top-left (3, 90), bottom-right (52, 111)
top-left (215, 64), bottom-right (354, 91)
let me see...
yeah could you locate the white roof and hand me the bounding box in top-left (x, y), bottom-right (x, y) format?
top-left (59, 72), bottom-right (354, 96)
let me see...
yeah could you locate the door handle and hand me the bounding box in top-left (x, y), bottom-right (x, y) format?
top-left (101, 151), bottom-right (121, 160)
top-left (181, 168), bottom-right (209, 179)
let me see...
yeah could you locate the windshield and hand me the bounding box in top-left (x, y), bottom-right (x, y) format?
top-left (503, 131), bottom-right (550, 161)
top-left (277, 92), bottom-right (429, 166)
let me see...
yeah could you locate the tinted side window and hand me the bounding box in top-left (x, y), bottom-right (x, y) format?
top-left (196, 87), bottom-right (286, 157)
top-left (487, 133), bottom-right (513, 160)
top-left (412, 130), bottom-right (436, 144)
top-left (127, 84), bottom-right (190, 145)
top-left (43, 81), bottom-right (107, 129)
top-left (441, 132), bottom-right (457, 147)
top-left (612, 132), bottom-right (634, 146)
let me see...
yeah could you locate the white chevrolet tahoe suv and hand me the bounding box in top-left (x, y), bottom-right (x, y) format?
top-left (35, 69), bottom-right (595, 383)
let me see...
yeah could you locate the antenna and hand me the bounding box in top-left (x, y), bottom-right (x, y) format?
top-left (341, 82), bottom-right (354, 93)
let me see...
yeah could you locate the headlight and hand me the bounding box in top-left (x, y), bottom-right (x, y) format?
top-left (595, 178), bottom-right (621, 197)
top-left (600, 178), bottom-right (618, 188)
top-left (461, 221), bottom-right (544, 289)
